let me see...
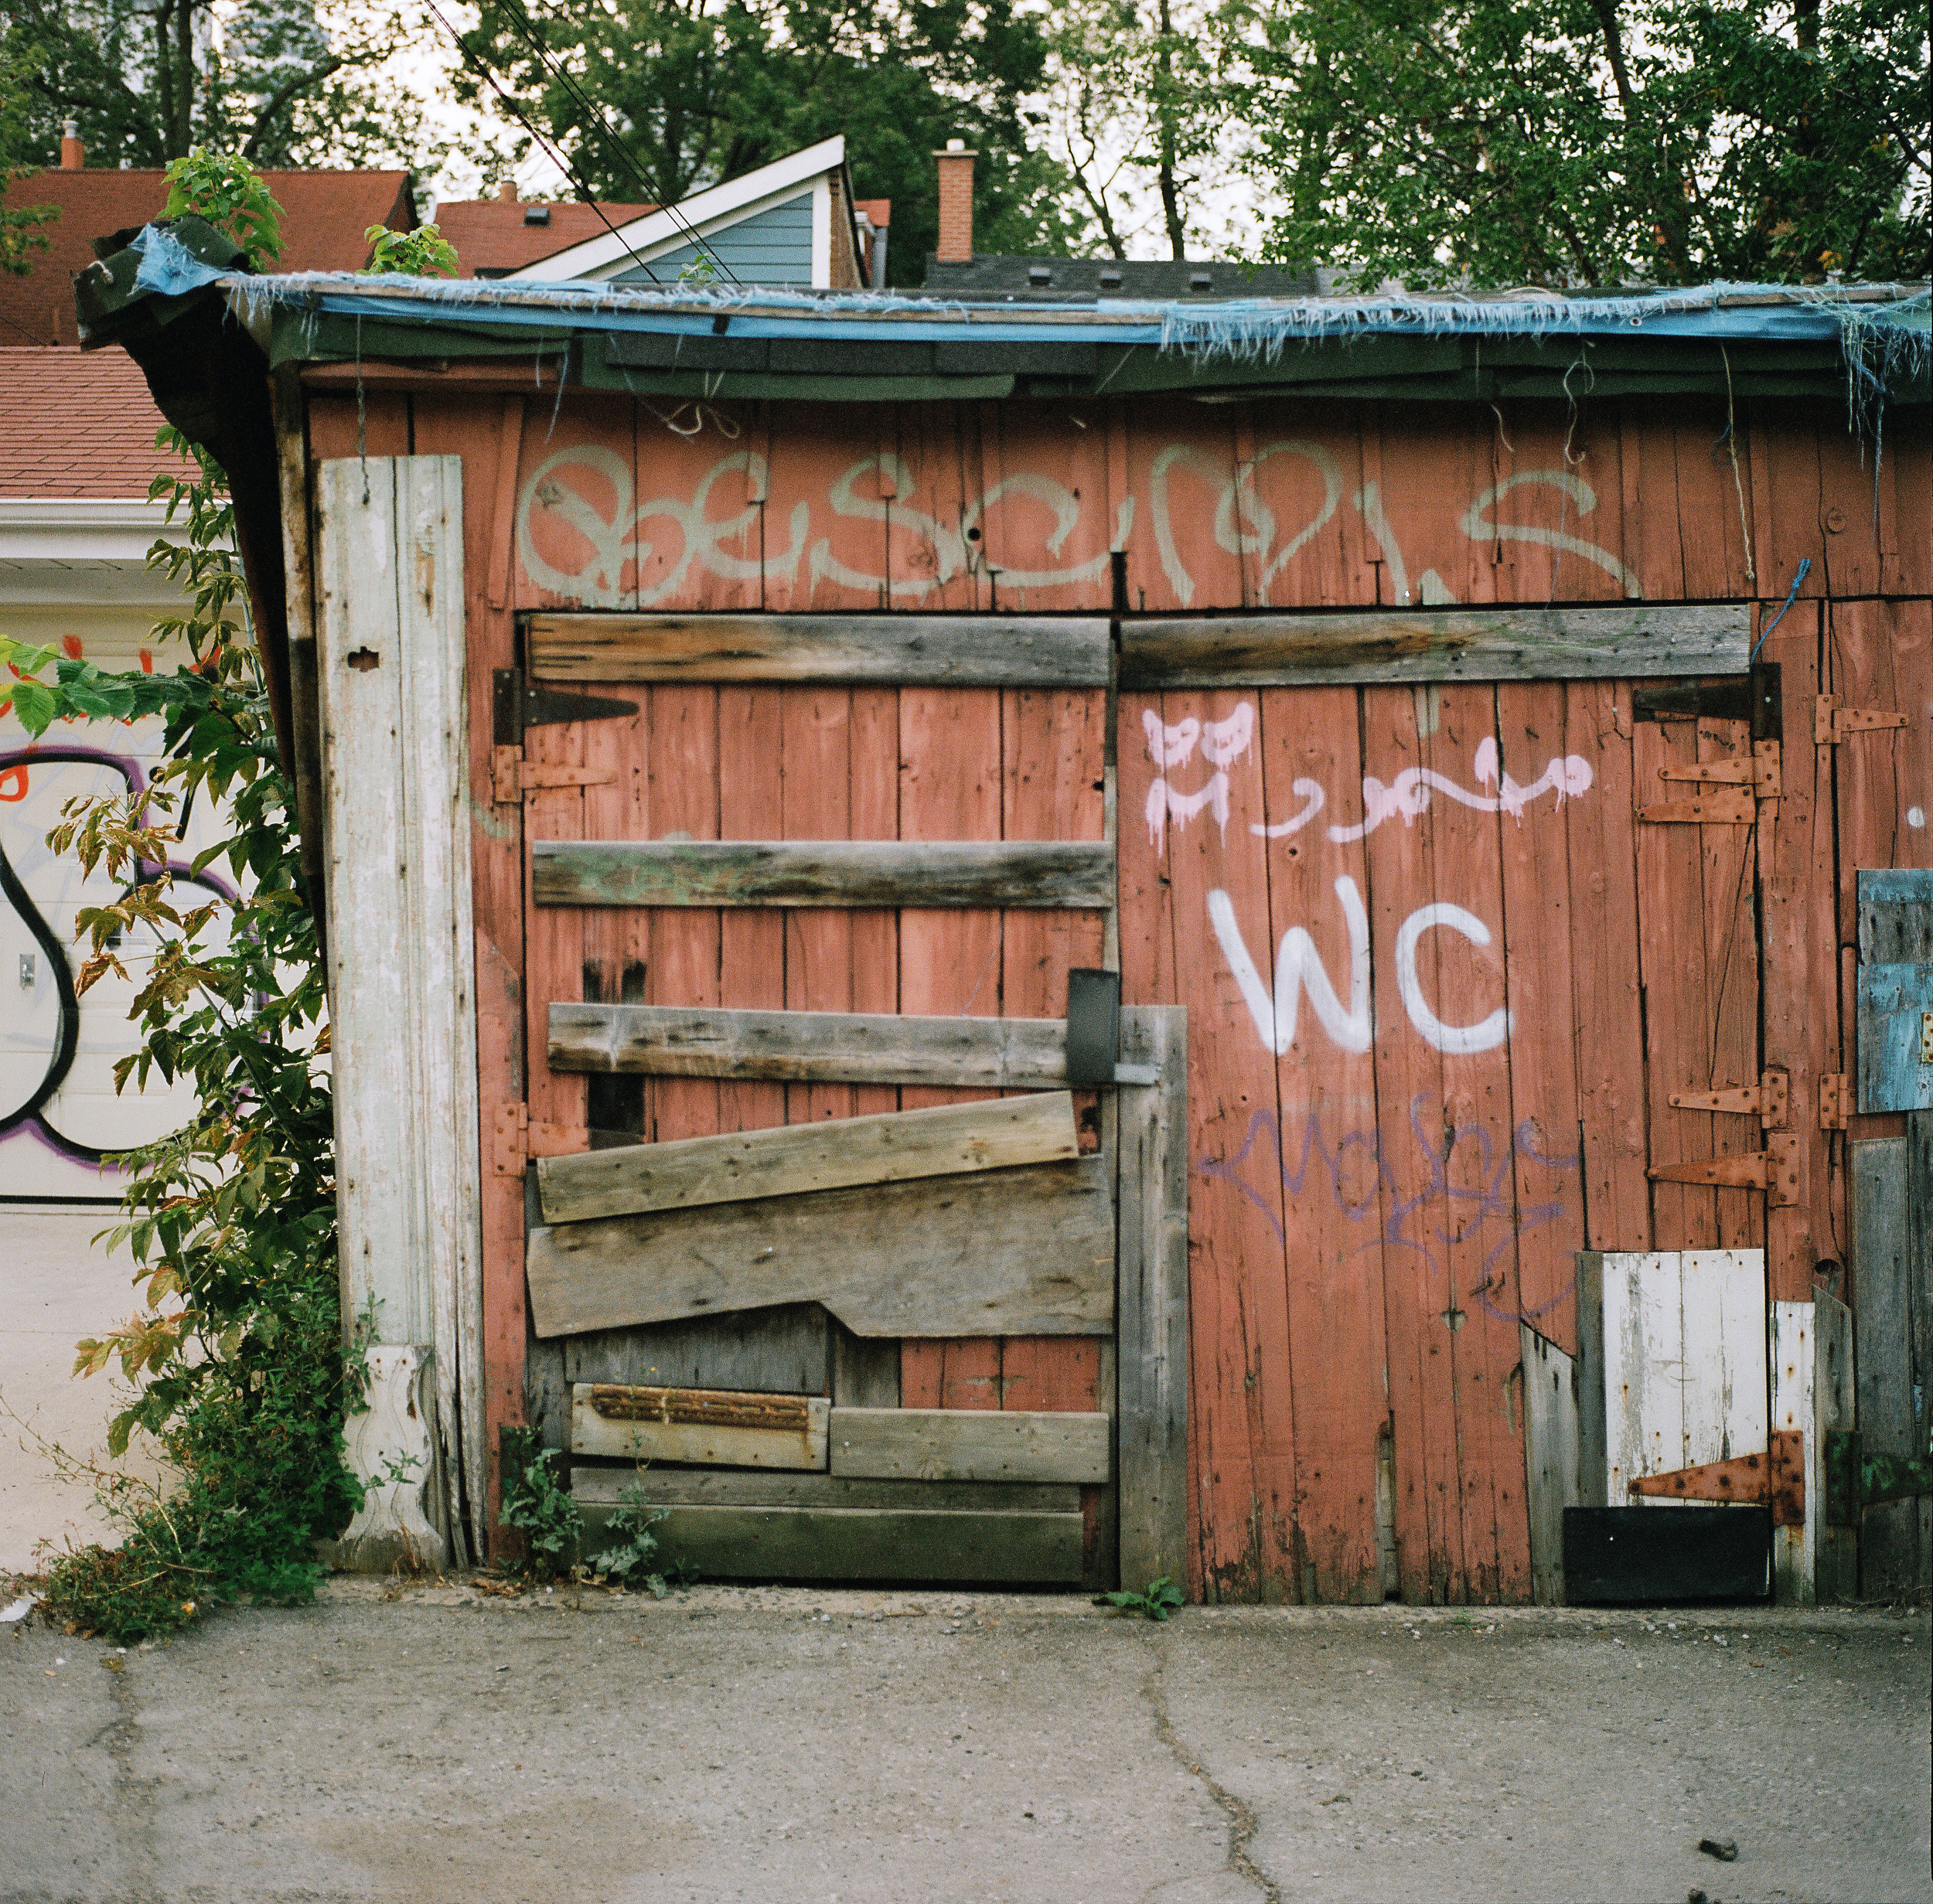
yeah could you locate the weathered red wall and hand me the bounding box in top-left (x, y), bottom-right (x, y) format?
top-left (305, 379), bottom-right (1932, 1596)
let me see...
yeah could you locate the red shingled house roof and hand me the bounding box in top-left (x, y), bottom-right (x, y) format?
top-left (0, 167), bottom-right (416, 346)
top-left (431, 196), bottom-right (656, 278)
top-left (0, 347), bottom-right (179, 499)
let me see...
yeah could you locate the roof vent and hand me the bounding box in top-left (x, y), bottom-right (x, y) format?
top-left (1028, 264), bottom-right (1052, 287)
top-left (1099, 267), bottom-right (1123, 290)
top-left (1188, 270), bottom-right (1212, 291)
top-left (523, 205), bottom-right (551, 227)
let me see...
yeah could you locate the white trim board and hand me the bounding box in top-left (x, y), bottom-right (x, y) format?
top-left (511, 135), bottom-right (846, 283)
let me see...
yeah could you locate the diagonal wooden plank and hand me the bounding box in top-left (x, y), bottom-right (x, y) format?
top-left (533, 838), bottom-right (1116, 909)
top-left (526, 1157), bottom-right (1116, 1340)
top-left (536, 1091), bottom-right (1079, 1223)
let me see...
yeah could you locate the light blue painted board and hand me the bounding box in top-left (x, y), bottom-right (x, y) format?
top-left (1856, 962), bottom-right (1933, 1111)
top-left (615, 190), bottom-right (815, 288)
top-left (1857, 869), bottom-right (1933, 962)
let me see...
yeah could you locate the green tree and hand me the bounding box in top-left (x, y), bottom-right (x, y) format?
top-left (454, 0), bottom-right (1085, 281)
top-left (0, 0), bottom-right (463, 172)
top-left (1230, 0), bottom-right (1931, 288)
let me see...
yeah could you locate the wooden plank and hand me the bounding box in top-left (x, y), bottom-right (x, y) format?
top-left (526, 611), bottom-right (1113, 686)
top-left (830, 1319), bottom-right (901, 1408)
top-left (549, 1003), bottom-right (1086, 1088)
top-left (716, 684), bottom-right (788, 1142)
top-left (1813, 1289), bottom-right (1858, 1602)
top-left (537, 1091), bottom-right (1080, 1223)
top-left (409, 393), bottom-right (528, 1555)
top-left (1859, 870), bottom-right (1933, 963)
top-left (1120, 605), bottom-right (1748, 688)
top-left (1856, 964), bottom-right (1933, 1112)
top-left (532, 838), bottom-right (1116, 910)
top-left (563, 1306), bottom-right (830, 1395)
top-left (1519, 1324), bottom-right (1580, 1606)
top-left (571, 1465), bottom-right (1079, 1513)
top-left (571, 1383), bottom-right (830, 1470)
top-left (571, 1502), bottom-right (1085, 1582)
top-left (1678, 1251), bottom-right (1768, 1476)
top-left (1116, 1006), bottom-right (1189, 1596)
top-left (1595, 1250), bottom-right (1683, 1504)
top-left (828, 1407), bottom-right (1110, 1483)
top-left (1770, 1299), bottom-right (1815, 1605)
top-left (1852, 1135), bottom-right (1930, 1597)
top-left (526, 1156), bottom-right (1116, 1340)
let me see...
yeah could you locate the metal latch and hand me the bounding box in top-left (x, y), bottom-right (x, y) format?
top-left (491, 745), bottom-right (614, 805)
top-left (1817, 1072), bottom-right (1849, 1130)
top-left (1646, 1129), bottom-right (1802, 1205)
top-left (1668, 1067), bottom-right (1789, 1129)
top-left (490, 1102), bottom-right (591, 1177)
top-left (1813, 695), bottom-right (1909, 745)
top-left (1628, 1429), bottom-right (1805, 1526)
top-left (1654, 740), bottom-right (1781, 799)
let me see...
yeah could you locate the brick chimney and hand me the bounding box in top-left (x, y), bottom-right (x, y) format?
top-left (933, 138), bottom-right (976, 264)
top-left (60, 120), bottom-right (84, 169)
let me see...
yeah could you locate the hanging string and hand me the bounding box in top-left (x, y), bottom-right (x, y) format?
top-left (1751, 557), bottom-right (1812, 661)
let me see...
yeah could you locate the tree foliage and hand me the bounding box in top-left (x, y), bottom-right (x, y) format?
top-left (454, 0), bottom-right (1086, 281)
top-left (0, 0), bottom-right (459, 171)
top-left (1231, 0), bottom-right (1931, 288)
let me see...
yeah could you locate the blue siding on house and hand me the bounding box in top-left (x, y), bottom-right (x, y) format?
top-left (614, 191), bottom-right (814, 287)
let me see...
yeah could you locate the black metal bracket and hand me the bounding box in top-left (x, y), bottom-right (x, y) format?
top-left (1631, 664), bottom-right (1781, 741)
top-left (1065, 968), bottom-right (1121, 1088)
top-left (493, 667), bottom-right (636, 746)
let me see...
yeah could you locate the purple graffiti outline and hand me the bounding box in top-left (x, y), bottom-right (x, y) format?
top-left (1198, 1095), bottom-right (1580, 1327)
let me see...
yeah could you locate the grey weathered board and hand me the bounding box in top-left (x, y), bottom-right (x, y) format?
top-left (537, 1092), bottom-right (1079, 1224)
top-left (526, 612), bottom-right (1112, 688)
top-left (1115, 1006), bottom-right (1189, 1591)
top-left (1850, 1135), bottom-right (1931, 1598)
top-left (569, 1383), bottom-right (831, 1469)
top-left (551, 1003), bottom-right (1082, 1089)
top-left (563, 1304), bottom-right (831, 1395)
top-left (570, 1464), bottom-right (1079, 1514)
top-left (828, 1407), bottom-right (1111, 1483)
top-left (1813, 1290), bottom-right (1859, 1603)
top-left (1520, 1323), bottom-right (1581, 1606)
top-left (571, 1501), bottom-right (1085, 1583)
top-left (526, 1156), bottom-right (1116, 1340)
top-left (1857, 869), bottom-right (1933, 962)
top-left (533, 840), bottom-right (1117, 910)
top-left (830, 1319), bottom-right (900, 1408)
top-left (1117, 604), bottom-right (1750, 688)
top-left (1855, 963), bottom-right (1933, 1112)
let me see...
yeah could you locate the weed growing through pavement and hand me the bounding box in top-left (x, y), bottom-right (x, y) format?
top-left (1095, 1575), bottom-right (1185, 1622)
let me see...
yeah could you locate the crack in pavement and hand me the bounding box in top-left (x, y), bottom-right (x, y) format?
top-left (1141, 1632), bottom-right (1283, 1904)
top-left (101, 1660), bottom-right (161, 1892)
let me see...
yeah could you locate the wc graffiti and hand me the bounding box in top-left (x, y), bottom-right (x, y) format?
top-left (514, 437), bottom-right (1638, 610)
top-left (1199, 1098), bottom-right (1580, 1325)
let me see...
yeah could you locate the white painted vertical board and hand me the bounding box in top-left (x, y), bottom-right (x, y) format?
top-left (315, 455), bottom-right (484, 1564)
top-left (1520, 1323), bottom-right (1580, 1603)
top-left (1769, 1299), bottom-right (1814, 1605)
top-left (1599, 1251), bottom-right (1685, 1504)
top-left (1679, 1251), bottom-right (1768, 1465)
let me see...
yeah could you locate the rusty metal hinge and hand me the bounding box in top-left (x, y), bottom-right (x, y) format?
top-left (1813, 695), bottom-right (1909, 745)
top-left (1818, 1072), bottom-right (1849, 1131)
top-left (1646, 1129), bottom-right (1802, 1205)
top-left (1628, 1429), bottom-right (1805, 1526)
top-left (491, 744), bottom-right (614, 805)
top-left (1668, 1068), bottom-right (1789, 1129)
top-left (490, 1102), bottom-right (591, 1177)
top-left (1655, 739), bottom-right (1781, 799)
top-left (1637, 786), bottom-right (1757, 825)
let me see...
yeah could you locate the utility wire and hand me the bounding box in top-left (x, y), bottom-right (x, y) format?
top-left (422, 0), bottom-right (665, 284)
top-left (486, 0), bottom-right (744, 286)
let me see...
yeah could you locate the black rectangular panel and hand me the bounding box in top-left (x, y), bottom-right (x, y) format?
top-left (1563, 1505), bottom-right (1771, 1604)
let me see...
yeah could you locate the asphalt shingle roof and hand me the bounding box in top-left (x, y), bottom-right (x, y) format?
top-left (0, 346), bottom-right (175, 498)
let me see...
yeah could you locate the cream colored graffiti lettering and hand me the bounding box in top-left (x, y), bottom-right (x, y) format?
top-left (1321, 734), bottom-right (1594, 843)
top-left (960, 473), bottom-right (1112, 591)
top-left (809, 454), bottom-right (966, 598)
top-left (516, 445), bottom-right (803, 607)
top-left (1247, 441), bottom-right (1344, 602)
top-left (1461, 471), bottom-right (1640, 598)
